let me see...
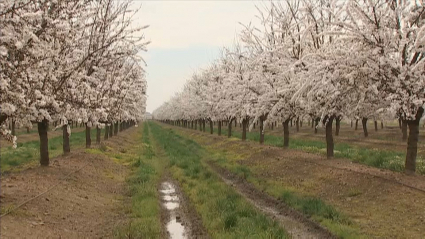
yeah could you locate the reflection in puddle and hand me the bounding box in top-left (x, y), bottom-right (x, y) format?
top-left (160, 181), bottom-right (187, 239)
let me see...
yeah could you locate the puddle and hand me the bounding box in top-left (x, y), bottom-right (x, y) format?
top-left (160, 181), bottom-right (187, 239)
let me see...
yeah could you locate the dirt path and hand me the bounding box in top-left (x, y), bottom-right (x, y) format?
top-left (0, 134), bottom-right (130, 238)
top-left (159, 175), bottom-right (210, 239)
top-left (207, 161), bottom-right (335, 239)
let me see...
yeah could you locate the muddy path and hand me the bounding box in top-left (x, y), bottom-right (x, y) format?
top-left (207, 161), bottom-right (336, 239)
top-left (159, 175), bottom-right (210, 239)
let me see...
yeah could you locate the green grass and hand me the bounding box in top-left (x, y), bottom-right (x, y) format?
top-left (200, 125), bottom-right (425, 175)
top-left (169, 123), bottom-right (363, 238)
top-left (148, 122), bottom-right (288, 239)
top-left (113, 123), bottom-right (164, 238)
top-left (1, 128), bottom-right (101, 173)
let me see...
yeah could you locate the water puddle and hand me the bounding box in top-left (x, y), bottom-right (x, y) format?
top-left (160, 181), bottom-right (187, 239)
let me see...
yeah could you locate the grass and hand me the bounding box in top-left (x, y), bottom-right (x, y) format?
top-left (167, 124), bottom-right (364, 238)
top-left (199, 125), bottom-right (425, 175)
top-left (112, 123), bottom-right (165, 238)
top-left (1, 128), bottom-right (102, 173)
top-left (148, 122), bottom-right (289, 238)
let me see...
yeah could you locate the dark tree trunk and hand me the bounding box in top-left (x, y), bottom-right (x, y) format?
top-left (27, 127), bottom-right (30, 133)
top-left (311, 118), bottom-right (314, 128)
top-left (191, 121), bottom-right (194, 129)
top-left (308, 119), bottom-right (311, 126)
top-left (228, 118), bottom-right (233, 138)
top-left (218, 121), bottom-right (222, 136)
top-left (402, 120), bottom-right (408, 141)
top-left (11, 120), bottom-right (15, 135)
top-left (234, 120), bottom-right (237, 127)
top-left (195, 121), bottom-right (197, 130)
top-left (104, 125), bottom-right (109, 140)
top-left (86, 124), bottom-right (91, 148)
top-left (355, 119), bottom-right (359, 130)
top-left (362, 118), bottom-right (368, 137)
top-left (96, 126), bottom-right (101, 144)
top-left (114, 122), bottom-right (118, 136)
top-left (381, 121), bottom-right (384, 129)
top-left (405, 108), bottom-right (424, 175)
top-left (351, 120), bottom-right (353, 128)
top-left (202, 120), bottom-right (206, 132)
top-left (374, 120), bottom-right (378, 131)
top-left (259, 116), bottom-right (265, 144)
top-left (296, 117), bottom-right (300, 132)
top-left (242, 118), bottom-right (248, 141)
top-left (38, 119), bottom-right (49, 166)
top-left (63, 124), bottom-right (70, 154)
top-left (314, 118), bottom-right (320, 134)
top-left (290, 120), bottom-right (293, 127)
top-left (209, 120), bottom-right (213, 134)
top-left (335, 117), bottom-right (341, 136)
top-left (300, 120), bottom-right (303, 127)
top-left (109, 123), bottom-right (113, 138)
top-left (253, 122), bottom-right (256, 129)
top-left (271, 122), bottom-right (274, 130)
top-left (283, 119), bottom-right (290, 148)
top-left (398, 118), bottom-right (402, 129)
top-left (325, 116), bottom-right (335, 158)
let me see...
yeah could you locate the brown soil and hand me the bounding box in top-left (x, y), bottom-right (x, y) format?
top-left (208, 161), bottom-right (335, 239)
top-left (159, 174), bottom-right (210, 239)
top-left (0, 133), bottom-right (131, 238)
top-left (163, 123), bottom-right (425, 238)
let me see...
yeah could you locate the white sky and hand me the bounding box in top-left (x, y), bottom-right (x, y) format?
top-left (132, 0), bottom-right (264, 113)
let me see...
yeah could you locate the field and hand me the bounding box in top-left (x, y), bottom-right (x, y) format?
top-left (1, 121), bottom-right (424, 238)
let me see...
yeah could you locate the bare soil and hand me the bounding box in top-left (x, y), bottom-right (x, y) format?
top-left (164, 124), bottom-right (425, 238)
top-left (0, 134), bottom-right (130, 238)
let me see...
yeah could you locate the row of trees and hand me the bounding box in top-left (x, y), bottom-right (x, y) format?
top-left (153, 0), bottom-right (425, 174)
top-left (1, 0), bottom-right (148, 166)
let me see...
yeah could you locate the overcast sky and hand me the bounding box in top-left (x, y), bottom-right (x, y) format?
top-left (132, 0), bottom-right (263, 113)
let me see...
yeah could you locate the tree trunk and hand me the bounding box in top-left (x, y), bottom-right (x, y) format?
top-left (114, 122), bottom-right (118, 136)
top-left (27, 127), bottom-right (30, 133)
top-left (351, 120), bottom-right (353, 128)
top-left (308, 119), bottom-right (310, 126)
top-left (202, 120), bottom-right (206, 132)
top-left (242, 118), bottom-right (248, 141)
top-left (38, 119), bottom-right (49, 166)
top-left (355, 119), bottom-right (359, 130)
top-left (234, 120), bottom-right (237, 127)
top-left (314, 118), bottom-right (320, 134)
top-left (325, 116), bottom-right (335, 158)
top-left (290, 120), bottom-right (293, 127)
top-left (283, 119), bottom-right (290, 148)
top-left (109, 123), bottom-right (113, 138)
top-left (381, 121), bottom-right (384, 129)
top-left (362, 118), bottom-right (368, 137)
top-left (398, 118), bottom-right (402, 129)
top-left (300, 120), bottom-right (303, 127)
top-left (11, 120), bottom-right (16, 135)
top-left (209, 120), bottom-right (213, 134)
top-left (402, 120), bottom-right (408, 141)
top-left (335, 117), bottom-right (341, 136)
top-left (86, 124), bottom-right (91, 148)
top-left (218, 121), bottom-right (222, 136)
top-left (96, 126), bottom-right (101, 144)
top-left (228, 118), bottom-right (233, 138)
top-left (405, 108), bottom-right (424, 175)
top-left (374, 120), bottom-right (378, 131)
top-left (259, 116), bottom-right (265, 144)
top-left (195, 121), bottom-right (197, 130)
top-left (296, 117), bottom-right (300, 132)
top-left (63, 124), bottom-right (70, 154)
top-left (104, 125), bottom-right (109, 140)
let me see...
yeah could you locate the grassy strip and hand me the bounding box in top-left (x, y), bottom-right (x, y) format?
top-left (149, 122), bottom-right (288, 239)
top-left (1, 128), bottom-right (101, 173)
top-left (112, 123), bottom-right (164, 238)
top-left (168, 125), bottom-right (363, 239)
top-left (201, 125), bottom-right (425, 174)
